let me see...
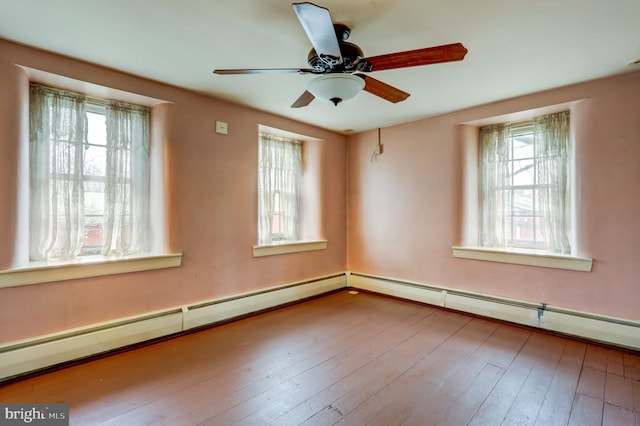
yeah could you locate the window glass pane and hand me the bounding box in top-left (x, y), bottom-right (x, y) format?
top-left (512, 189), bottom-right (534, 216)
top-left (87, 111), bottom-right (107, 146)
top-left (512, 134), bottom-right (534, 159)
top-left (83, 111), bottom-right (107, 254)
top-left (512, 159), bottom-right (535, 186)
top-left (84, 180), bottom-right (104, 251)
top-left (273, 191), bottom-right (281, 211)
top-left (271, 213), bottom-right (282, 235)
top-left (513, 216), bottom-right (535, 243)
top-left (84, 181), bottom-right (105, 216)
top-left (534, 216), bottom-right (546, 247)
top-left (83, 221), bottom-right (103, 254)
top-left (505, 214), bottom-right (514, 243)
top-left (83, 145), bottom-right (106, 177)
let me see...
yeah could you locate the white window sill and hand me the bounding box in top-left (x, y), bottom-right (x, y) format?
top-left (0, 253), bottom-right (182, 288)
top-left (253, 240), bottom-right (328, 258)
top-left (452, 246), bottom-right (592, 272)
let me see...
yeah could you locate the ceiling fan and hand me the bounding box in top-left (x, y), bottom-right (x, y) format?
top-left (213, 2), bottom-right (468, 108)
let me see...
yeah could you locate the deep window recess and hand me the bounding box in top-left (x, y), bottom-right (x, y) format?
top-left (479, 111), bottom-right (571, 254)
top-left (29, 84), bottom-right (150, 261)
top-left (257, 133), bottom-right (302, 245)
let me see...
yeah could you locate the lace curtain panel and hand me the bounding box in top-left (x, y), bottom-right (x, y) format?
top-left (480, 111), bottom-right (571, 254)
top-left (480, 123), bottom-right (512, 249)
top-left (29, 84), bottom-right (149, 261)
top-left (29, 85), bottom-right (88, 260)
top-left (257, 133), bottom-right (302, 245)
top-left (103, 101), bottom-right (150, 256)
top-left (534, 111), bottom-right (571, 254)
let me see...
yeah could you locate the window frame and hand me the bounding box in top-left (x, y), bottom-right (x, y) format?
top-left (452, 104), bottom-right (592, 271)
top-left (479, 112), bottom-right (571, 254)
top-left (253, 125), bottom-right (327, 257)
top-left (495, 121), bottom-right (549, 250)
top-left (0, 67), bottom-right (182, 288)
top-left (257, 133), bottom-right (303, 245)
top-left (81, 103), bottom-right (108, 256)
top-left (29, 85), bottom-right (150, 261)
top-left (269, 190), bottom-right (286, 242)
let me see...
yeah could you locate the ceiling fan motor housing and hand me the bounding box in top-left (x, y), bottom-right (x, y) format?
top-left (307, 42), bottom-right (366, 72)
top-left (307, 23), bottom-right (367, 73)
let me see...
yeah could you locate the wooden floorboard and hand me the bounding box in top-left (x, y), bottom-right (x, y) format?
top-left (1, 289), bottom-right (639, 425)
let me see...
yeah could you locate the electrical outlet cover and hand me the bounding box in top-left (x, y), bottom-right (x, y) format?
top-left (215, 121), bottom-right (228, 135)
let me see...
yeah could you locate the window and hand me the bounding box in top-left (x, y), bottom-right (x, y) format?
top-left (83, 106), bottom-right (108, 255)
top-left (480, 111), bottom-right (571, 254)
top-left (29, 84), bottom-right (149, 261)
top-left (257, 133), bottom-right (302, 245)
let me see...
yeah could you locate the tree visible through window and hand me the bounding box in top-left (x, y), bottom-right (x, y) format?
top-left (480, 111), bottom-right (571, 254)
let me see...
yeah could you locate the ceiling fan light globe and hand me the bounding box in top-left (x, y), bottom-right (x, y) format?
top-left (307, 74), bottom-right (365, 105)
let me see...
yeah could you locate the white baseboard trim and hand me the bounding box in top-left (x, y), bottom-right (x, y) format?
top-left (0, 273), bottom-right (347, 382)
top-left (347, 272), bottom-right (640, 351)
top-left (0, 310), bottom-right (184, 382)
top-left (2, 270), bottom-right (637, 382)
top-left (183, 273), bottom-right (346, 330)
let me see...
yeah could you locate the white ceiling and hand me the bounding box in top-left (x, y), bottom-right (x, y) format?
top-left (1, 0), bottom-right (639, 134)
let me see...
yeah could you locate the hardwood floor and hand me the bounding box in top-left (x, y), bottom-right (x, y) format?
top-left (2, 290), bottom-right (639, 425)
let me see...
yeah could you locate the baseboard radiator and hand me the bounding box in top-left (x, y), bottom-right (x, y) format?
top-left (347, 272), bottom-right (640, 352)
top-left (0, 273), bottom-right (346, 382)
top-left (2, 271), bottom-right (637, 382)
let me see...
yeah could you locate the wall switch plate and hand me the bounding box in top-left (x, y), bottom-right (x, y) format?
top-left (215, 121), bottom-right (228, 135)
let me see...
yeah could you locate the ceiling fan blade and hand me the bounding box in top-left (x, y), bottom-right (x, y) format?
top-left (291, 90), bottom-right (315, 108)
top-left (292, 2), bottom-right (342, 63)
top-left (213, 68), bottom-right (316, 75)
top-left (360, 42), bottom-right (468, 72)
top-left (356, 74), bottom-right (410, 103)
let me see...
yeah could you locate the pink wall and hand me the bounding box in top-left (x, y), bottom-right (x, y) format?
top-left (347, 71), bottom-right (640, 321)
top-left (2, 37), bottom-right (639, 345)
top-left (0, 62), bottom-right (29, 268)
top-left (0, 40), bottom-right (347, 343)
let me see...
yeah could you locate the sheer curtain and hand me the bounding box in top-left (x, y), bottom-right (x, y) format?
top-left (480, 123), bottom-right (511, 249)
top-left (29, 84), bottom-right (87, 261)
top-left (480, 111), bottom-right (570, 254)
top-left (103, 101), bottom-right (150, 256)
top-left (257, 133), bottom-right (302, 245)
top-left (534, 111), bottom-right (571, 254)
